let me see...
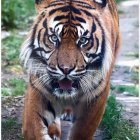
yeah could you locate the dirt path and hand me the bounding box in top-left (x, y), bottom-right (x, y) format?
top-left (112, 0), bottom-right (139, 128)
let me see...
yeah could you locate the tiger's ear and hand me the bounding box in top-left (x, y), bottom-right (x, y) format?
top-left (35, 0), bottom-right (54, 13)
top-left (94, 0), bottom-right (107, 7)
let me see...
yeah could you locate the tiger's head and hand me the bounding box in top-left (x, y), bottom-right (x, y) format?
top-left (20, 0), bottom-right (118, 101)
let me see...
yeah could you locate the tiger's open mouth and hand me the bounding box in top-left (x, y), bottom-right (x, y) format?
top-left (51, 78), bottom-right (79, 96)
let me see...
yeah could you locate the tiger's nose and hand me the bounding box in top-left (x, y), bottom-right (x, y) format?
top-left (59, 65), bottom-right (74, 75)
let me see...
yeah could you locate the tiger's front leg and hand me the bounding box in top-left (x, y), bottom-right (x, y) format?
top-left (22, 85), bottom-right (61, 140)
top-left (69, 84), bottom-right (110, 140)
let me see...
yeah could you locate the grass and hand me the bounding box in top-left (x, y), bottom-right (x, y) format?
top-left (2, 79), bottom-right (26, 96)
top-left (2, 35), bottom-right (24, 67)
top-left (2, 0), bottom-right (36, 68)
top-left (2, 119), bottom-right (24, 140)
top-left (1, 88), bottom-right (12, 96)
top-left (131, 67), bottom-right (139, 84)
top-left (102, 95), bottom-right (138, 140)
top-left (118, 10), bottom-right (124, 14)
top-left (125, 52), bottom-right (139, 58)
top-left (131, 71), bottom-right (139, 84)
top-left (111, 85), bottom-right (138, 97)
top-left (2, 0), bottom-right (35, 29)
top-left (115, 0), bottom-right (125, 4)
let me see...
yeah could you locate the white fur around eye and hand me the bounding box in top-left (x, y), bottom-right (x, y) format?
top-left (95, 0), bottom-right (103, 4)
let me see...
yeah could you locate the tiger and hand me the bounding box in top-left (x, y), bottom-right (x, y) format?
top-left (20, 0), bottom-right (120, 140)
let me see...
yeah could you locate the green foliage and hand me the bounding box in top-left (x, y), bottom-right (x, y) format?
top-left (125, 52), bottom-right (139, 58)
top-left (111, 85), bottom-right (138, 97)
top-left (131, 71), bottom-right (139, 84)
top-left (102, 95), bottom-right (138, 140)
top-left (2, 119), bottom-right (24, 140)
top-left (115, 0), bottom-right (125, 4)
top-left (2, 0), bottom-right (35, 29)
top-left (2, 35), bottom-right (23, 66)
top-left (9, 79), bottom-right (26, 96)
top-left (1, 88), bottom-right (12, 96)
top-left (102, 95), bottom-right (123, 138)
top-left (2, 79), bottom-right (26, 96)
top-left (2, 0), bottom-right (16, 28)
top-left (2, 119), bottom-right (17, 130)
top-left (118, 10), bottom-right (124, 14)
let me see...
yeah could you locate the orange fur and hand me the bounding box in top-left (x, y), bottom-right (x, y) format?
top-left (21, 0), bottom-right (121, 139)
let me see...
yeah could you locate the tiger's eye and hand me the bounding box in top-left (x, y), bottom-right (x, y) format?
top-left (51, 34), bottom-right (58, 42)
top-left (80, 37), bottom-right (87, 44)
top-left (78, 37), bottom-right (89, 47)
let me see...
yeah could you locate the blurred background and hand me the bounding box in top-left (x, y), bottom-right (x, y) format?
top-left (1, 0), bottom-right (139, 140)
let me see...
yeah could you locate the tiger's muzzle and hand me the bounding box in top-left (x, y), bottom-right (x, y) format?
top-left (48, 65), bottom-right (86, 98)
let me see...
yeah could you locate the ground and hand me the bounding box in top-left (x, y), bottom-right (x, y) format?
top-left (1, 0), bottom-right (139, 140)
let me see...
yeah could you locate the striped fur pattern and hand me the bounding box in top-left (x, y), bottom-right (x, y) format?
top-left (20, 0), bottom-right (113, 100)
top-left (20, 0), bottom-right (120, 140)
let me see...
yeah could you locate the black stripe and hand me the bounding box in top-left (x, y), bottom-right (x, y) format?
top-left (30, 24), bottom-right (38, 46)
top-left (75, 16), bottom-right (86, 23)
top-left (86, 38), bottom-right (94, 51)
top-left (35, 0), bottom-right (42, 4)
top-left (30, 51), bottom-right (48, 65)
top-left (33, 47), bottom-right (52, 54)
top-left (69, 5), bottom-right (81, 15)
top-left (87, 53), bottom-right (98, 59)
top-left (86, 56), bottom-right (102, 69)
top-left (54, 22), bottom-right (65, 29)
top-left (48, 101), bottom-right (56, 118)
top-left (80, 9), bottom-right (93, 17)
top-left (49, 5), bottom-right (81, 16)
top-left (86, 18), bottom-right (105, 69)
top-left (54, 15), bottom-right (69, 21)
top-left (83, 30), bottom-right (89, 36)
top-left (94, 17), bottom-right (105, 57)
top-left (30, 14), bottom-right (44, 46)
top-left (40, 11), bottom-right (46, 17)
top-left (95, 36), bottom-right (99, 53)
top-left (92, 24), bottom-right (96, 33)
top-left (37, 28), bottom-right (43, 49)
top-left (38, 113), bottom-right (49, 127)
top-left (46, 3), bottom-right (64, 9)
top-left (43, 19), bottom-right (47, 29)
top-left (43, 31), bottom-right (51, 49)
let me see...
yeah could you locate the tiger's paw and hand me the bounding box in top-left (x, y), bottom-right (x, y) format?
top-left (48, 123), bottom-right (61, 140)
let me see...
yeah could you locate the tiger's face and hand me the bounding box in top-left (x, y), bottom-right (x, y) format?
top-left (20, 1), bottom-right (113, 100)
